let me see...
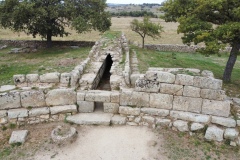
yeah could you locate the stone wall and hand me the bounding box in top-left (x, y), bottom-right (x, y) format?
top-left (145, 44), bottom-right (232, 53)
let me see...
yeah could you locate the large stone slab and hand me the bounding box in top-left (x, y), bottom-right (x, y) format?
top-left (145, 71), bottom-right (175, 83)
top-left (183, 86), bottom-right (200, 98)
top-left (9, 130), bottom-right (28, 144)
top-left (66, 113), bottom-right (113, 125)
top-left (110, 91), bottom-right (120, 103)
top-left (26, 74), bottom-right (39, 83)
top-left (0, 110), bottom-right (7, 118)
top-left (202, 99), bottom-right (230, 117)
top-left (29, 107), bottom-right (49, 117)
top-left (103, 103), bottom-right (119, 114)
top-left (205, 126), bottom-right (224, 142)
top-left (78, 101), bottom-right (94, 113)
top-left (50, 105), bottom-right (77, 115)
top-left (135, 78), bottom-right (160, 93)
top-left (0, 85), bottom-right (16, 92)
top-left (170, 111), bottom-right (210, 123)
top-left (8, 109), bottom-right (28, 119)
top-left (200, 89), bottom-right (226, 101)
top-left (120, 90), bottom-right (150, 107)
top-left (141, 108), bottom-right (169, 117)
top-left (20, 90), bottom-right (46, 108)
top-left (39, 72), bottom-right (60, 83)
top-left (211, 116), bottom-right (236, 127)
top-left (119, 106), bottom-right (140, 116)
top-left (46, 89), bottom-right (76, 106)
top-left (160, 83), bottom-right (183, 96)
top-left (173, 96), bottom-right (202, 113)
top-left (175, 74), bottom-right (194, 86)
top-left (85, 90), bottom-right (111, 102)
top-left (150, 93), bottom-right (173, 109)
top-left (194, 76), bottom-right (222, 90)
top-left (111, 115), bottom-right (127, 125)
top-left (0, 92), bottom-right (21, 109)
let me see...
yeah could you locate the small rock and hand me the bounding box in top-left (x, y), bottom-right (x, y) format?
top-left (224, 128), bottom-right (239, 140)
top-left (191, 123), bottom-right (204, 131)
top-left (230, 141), bottom-right (237, 147)
top-left (9, 130), bottom-right (28, 144)
top-left (205, 126), bottom-right (224, 142)
top-left (173, 120), bottom-right (189, 132)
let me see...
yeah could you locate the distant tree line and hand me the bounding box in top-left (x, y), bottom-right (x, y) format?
top-left (111, 11), bottom-right (158, 18)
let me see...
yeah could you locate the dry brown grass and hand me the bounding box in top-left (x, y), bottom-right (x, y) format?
top-left (0, 17), bottom-right (183, 45)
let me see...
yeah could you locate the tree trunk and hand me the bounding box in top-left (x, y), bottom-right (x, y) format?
top-left (47, 30), bottom-right (52, 48)
top-left (142, 36), bottom-right (145, 48)
top-left (223, 43), bottom-right (240, 82)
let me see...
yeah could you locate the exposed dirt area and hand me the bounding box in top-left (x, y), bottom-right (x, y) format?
top-left (0, 122), bottom-right (239, 160)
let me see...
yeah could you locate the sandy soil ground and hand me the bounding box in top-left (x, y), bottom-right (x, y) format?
top-left (31, 125), bottom-right (167, 160)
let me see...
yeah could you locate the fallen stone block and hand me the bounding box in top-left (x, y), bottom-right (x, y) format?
top-left (39, 72), bottom-right (60, 83)
top-left (211, 116), bottom-right (236, 127)
top-left (29, 107), bottom-right (49, 117)
top-left (20, 90), bottom-right (46, 108)
top-left (46, 89), bottom-right (76, 106)
top-left (8, 109), bottom-right (28, 119)
top-left (150, 93), bottom-right (173, 109)
top-left (175, 74), bottom-right (194, 86)
top-left (111, 115), bottom-right (127, 125)
top-left (224, 128), bottom-right (239, 140)
top-left (104, 103), bottom-right (119, 114)
top-left (200, 89), bottom-right (226, 101)
top-left (190, 123), bottom-right (205, 131)
top-left (183, 86), bottom-right (200, 98)
top-left (173, 96), bottom-right (202, 113)
top-left (170, 111), bottom-right (210, 123)
top-left (119, 106), bottom-right (140, 116)
top-left (194, 76), bottom-right (222, 90)
top-left (160, 83), bottom-right (183, 96)
top-left (78, 101), bottom-right (94, 113)
top-left (0, 92), bottom-right (21, 109)
top-left (173, 120), bottom-right (189, 132)
top-left (50, 105), bottom-right (77, 115)
top-left (202, 99), bottom-right (230, 117)
top-left (141, 108), bottom-right (169, 117)
top-left (205, 126), bottom-right (224, 142)
top-left (9, 130), bottom-right (28, 144)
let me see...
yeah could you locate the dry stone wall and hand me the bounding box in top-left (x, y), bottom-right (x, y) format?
top-left (0, 33), bottom-right (240, 146)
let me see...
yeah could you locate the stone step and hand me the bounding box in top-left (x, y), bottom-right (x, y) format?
top-left (66, 113), bottom-right (113, 125)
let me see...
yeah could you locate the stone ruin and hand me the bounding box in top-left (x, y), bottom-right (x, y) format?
top-left (0, 32), bottom-right (240, 146)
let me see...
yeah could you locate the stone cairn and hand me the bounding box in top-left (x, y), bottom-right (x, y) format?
top-left (0, 33), bottom-right (240, 146)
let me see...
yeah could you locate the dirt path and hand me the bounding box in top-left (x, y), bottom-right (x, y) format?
top-left (32, 125), bottom-right (167, 160)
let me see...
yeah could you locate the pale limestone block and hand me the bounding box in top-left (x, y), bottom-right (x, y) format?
top-left (120, 90), bottom-right (132, 106)
top-left (0, 117), bottom-right (8, 124)
top-left (70, 70), bottom-right (80, 88)
top-left (26, 74), bottom-right (39, 83)
top-left (29, 107), bottom-right (49, 117)
top-left (0, 92), bottom-right (21, 109)
top-left (150, 93), bottom-right (173, 109)
top-left (60, 73), bottom-right (71, 84)
top-left (202, 99), bottom-right (230, 117)
top-left (39, 72), bottom-right (60, 83)
top-left (200, 89), bottom-right (226, 101)
top-left (156, 118), bottom-right (171, 127)
top-left (20, 90), bottom-right (46, 108)
top-left (104, 103), bottom-right (119, 114)
top-left (46, 89), bottom-right (76, 106)
top-left (119, 106), bottom-right (140, 116)
top-left (0, 85), bottom-right (16, 92)
top-left (160, 83), bottom-right (183, 96)
top-left (0, 110), bottom-right (7, 118)
top-left (175, 74), bottom-right (194, 86)
top-left (190, 123), bottom-right (204, 131)
top-left (111, 91), bottom-right (120, 103)
top-left (9, 130), bottom-right (28, 144)
top-left (135, 79), bottom-right (160, 93)
top-left (170, 111), bottom-right (210, 123)
top-left (183, 86), bottom-right (201, 98)
top-left (201, 70), bottom-right (214, 78)
top-left (13, 74), bottom-right (25, 85)
top-left (77, 91), bottom-right (86, 101)
top-left (173, 120), bottom-right (189, 132)
top-left (145, 71), bottom-right (175, 83)
top-left (50, 105), bottom-right (77, 115)
top-left (205, 126), bottom-right (224, 142)
top-left (211, 116), bottom-right (236, 127)
top-left (224, 128), bottom-right (239, 140)
top-left (141, 108), bottom-right (169, 117)
top-left (77, 101), bottom-right (94, 113)
top-left (173, 96), bottom-right (202, 113)
top-left (194, 76), bottom-right (222, 90)
top-left (111, 115), bottom-right (127, 125)
top-left (85, 90), bottom-right (111, 102)
top-left (40, 114), bottom-right (50, 119)
top-left (8, 109), bottom-right (28, 119)
top-left (142, 116), bottom-right (155, 124)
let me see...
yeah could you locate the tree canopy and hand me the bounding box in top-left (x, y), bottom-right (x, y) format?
top-left (131, 16), bottom-right (163, 48)
top-left (160, 0), bottom-right (240, 82)
top-left (0, 0), bottom-right (111, 47)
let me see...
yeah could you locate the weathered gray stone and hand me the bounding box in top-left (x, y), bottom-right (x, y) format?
top-left (29, 107), bottom-right (49, 117)
top-left (77, 101), bottom-right (94, 113)
top-left (0, 85), bottom-right (16, 92)
top-left (150, 93), bottom-right (173, 109)
top-left (13, 74), bottom-right (25, 85)
top-left (120, 90), bottom-right (149, 107)
top-left (135, 78), bottom-right (160, 93)
top-left (110, 75), bottom-right (122, 90)
top-left (26, 74), bottom-right (39, 83)
top-left (141, 108), bottom-right (169, 117)
top-left (39, 72), bottom-right (60, 83)
top-left (170, 111), bottom-right (210, 123)
top-left (201, 70), bottom-right (214, 78)
top-left (145, 71), bottom-right (175, 83)
top-left (111, 115), bottom-right (127, 125)
top-left (205, 126), bottom-right (224, 142)
top-left (156, 118), bottom-right (171, 127)
top-left (202, 99), bottom-right (230, 117)
top-left (50, 105), bottom-right (77, 115)
top-left (175, 74), bottom-right (194, 86)
top-left (74, 65), bottom-right (84, 74)
top-left (200, 89), bottom-right (226, 101)
top-left (194, 76), bottom-right (222, 90)
top-left (160, 83), bottom-right (183, 96)
top-left (173, 96), bottom-right (202, 113)
top-left (71, 70), bottom-right (80, 88)
top-left (173, 120), bottom-right (189, 132)
top-left (183, 86), bottom-right (200, 98)
top-left (0, 92), bottom-right (21, 109)
top-left (0, 110), bottom-right (7, 118)
top-left (119, 106), bottom-right (140, 116)
top-left (0, 117), bottom-right (8, 124)
top-left (8, 109), bottom-right (28, 118)
top-left (237, 120), bottom-right (240, 127)
top-left (224, 128), bottom-right (239, 140)
top-left (46, 89), bottom-right (76, 106)
top-left (111, 91), bottom-right (120, 103)
top-left (85, 90), bottom-right (111, 102)
top-left (77, 91), bottom-right (86, 101)
top-left (9, 130), bottom-right (28, 144)
top-left (127, 122), bottom-right (138, 126)
top-left (20, 90), bottom-right (45, 108)
top-left (142, 116), bottom-right (155, 124)
top-left (211, 116), bottom-right (236, 127)
top-left (60, 73), bottom-right (71, 85)
top-left (190, 123), bottom-right (204, 131)
top-left (104, 103), bottom-right (119, 114)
